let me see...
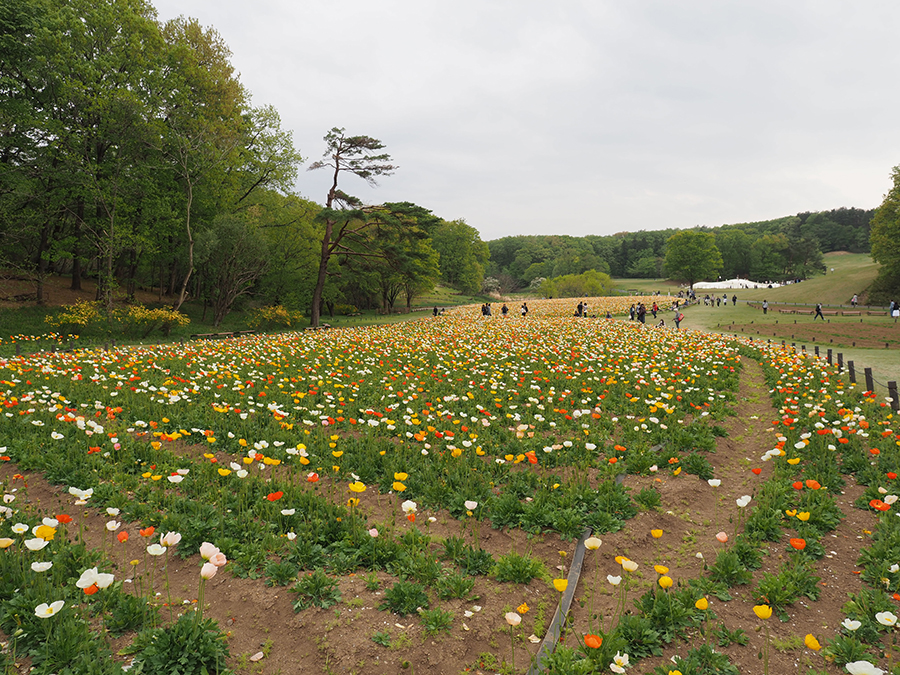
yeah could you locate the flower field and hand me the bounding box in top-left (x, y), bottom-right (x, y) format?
top-left (0, 297), bottom-right (898, 674)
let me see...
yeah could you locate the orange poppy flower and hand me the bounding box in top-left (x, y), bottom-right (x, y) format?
top-left (805, 480), bottom-right (821, 490)
top-left (584, 634), bottom-right (603, 649)
top-left (117, 531), bottom-right (129, 543)
top-left (266, 491), bottom-right (284, 502)
top-left (139, 526), bottom-right (155, 537)
top-left (789, 538), bottom-right (806, 550)
top-left (56, 514), bottom-right (73, 524)
top-left (870, 499), bottom-right (890, 512)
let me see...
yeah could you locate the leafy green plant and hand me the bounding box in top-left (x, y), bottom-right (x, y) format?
top-left (713, 624), bottom-right (749, 647)
top-left (652, 643), bottom-right (740, 675)
top-left (104, 591), bottom-right (158, 635)
top-left (265, 560), bottom-right (299, 587)
top-left (494, 552), bottom-right (545, 584)
top-left (435, 572), bottom-right (475, 600)
top-left (708, 549), bottom-right (753, 587)
top-left (364, 571), bottom-right (381, 592)
top-left (459, 547), bottom-right (495, 576)
top-left (420, 608), bottom-right (453, 635)
top-left (753, 558), bottom-right (821, 621)
top-left (371, 630), bottom-right (392, 647)
top-left (633, 487), bottom-right (662, 510)
top-left (130, 614), bottom-right (230, 674)
top-left (379, 580), bottom-right (430, 616)
top-left (291, 569), bottom-right (342, 611)
top-left (820, 635), bottom-right (876, 667)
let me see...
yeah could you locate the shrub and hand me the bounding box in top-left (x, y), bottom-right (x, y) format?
top-left (45, 299), bottom-right (103, 335)
top-left (113, 304), bottom-right (190, 337)
top-left (247, 305), bottom-right (304, 329)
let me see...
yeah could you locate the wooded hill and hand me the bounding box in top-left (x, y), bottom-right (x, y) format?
top-left (487, 207), bottom-right (874, 292)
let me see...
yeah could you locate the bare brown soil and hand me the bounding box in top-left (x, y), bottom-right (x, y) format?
top-left (0, 273), bottom-right (162, 309)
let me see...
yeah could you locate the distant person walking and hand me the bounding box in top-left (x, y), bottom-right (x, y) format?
top-left (814, 303), bottom-right (825, 321)
top-left (731, 294), bottom-right (737, 306)
top-left (851, 294), bottom-right (858, 308)
top-left (674, 310), bottom-right (684, 330)
top-left (762, 300), bottom-right (768, 315)
top-left (520, 302), bottom-right (528, 317)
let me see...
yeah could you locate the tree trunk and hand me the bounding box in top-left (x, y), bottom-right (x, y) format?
top-left (173, 182), bottom-right (194, 311)
top-left (309, 217), bottom-right (334, 327)
top-left (71, 200), bottom-right (84, 291)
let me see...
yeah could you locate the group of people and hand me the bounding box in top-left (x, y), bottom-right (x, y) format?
top-left (480, 302), bottom-right (529, 317)
top-left (702, 293), bottom-right (737, 307)
top-left (627, 302), bottom-right (684, 330)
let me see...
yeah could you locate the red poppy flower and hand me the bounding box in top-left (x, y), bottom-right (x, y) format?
top-left (608, 457), bottom-right (617, 464)
top-left (751, 468), bottom-right (762, 475)
top-left (56, 514), bottom-right (73, 524)
top-left (870, 499), bottom-right (891, 512)
top-left (0, 456), bottom-right (9, 461)
top-left (584, 634), bottom-right (603, 649)
top-left (266, 491), bottom-right (284, 502)
top-left (805, 480), bottom-right (821, 490)
top-left (407, 513), bottom-right (416, 523)
top-left (139, 526), bottom-right (155, 537)
top-left (307, 472), bottom-right (319, 483)
top-left (790, 538), bottom-right (806, 550)
top-left (889, 473), bottom-right (898, 480)
top-left (792, 481), bottom-right (804, 490)
top-left (117, 531), bottom-right (129, 543)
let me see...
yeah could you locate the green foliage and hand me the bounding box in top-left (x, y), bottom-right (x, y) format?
top-left (379, 580), bottom-right (430, 616)
top-left (493, 552), bottom-right (545, 584)
top-left (539, 269), bottom-right (613, 299)
top-left (616, 614), bottom-right (663, 658)
top-left (104, 591), bottom-right (158, 636)
top-left (753, 558), bottom-right (821, 621)
top-left (708, 549), bottom-right (753, 587)
top-left (821, 635), bottom-right (876, 668)
top-left (247, 305), bottom-right (305, 329)
top-left (420, 608), bottom-right (453, 635)
top-left (371, 630), bottom-right (392, 647)
top-left (633, 487), bottom-right (662, 511)
top-left (651, 643), bottom-right (740, 675)
top-left (264, 560), bottom-right (299, 587)
top-left (713, 624), bottom-right (749, 647)
top-left (130, 614), bottom-right (231, 674)
top-left (291, 569), bottom-right (342, 611)
top-left (664, 230), bottom-right (723, 289)
top-left (435, 572), bottom-right (476, 600)
top-left (45, 300), bottom-right (103, 335)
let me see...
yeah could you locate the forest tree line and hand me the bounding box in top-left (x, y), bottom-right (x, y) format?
top-left (1, 0), bottom-right (892, 321)
top-left (0, 0), bottom-right (488, 326)
top-left (486, 207), bottom-right (875, 294)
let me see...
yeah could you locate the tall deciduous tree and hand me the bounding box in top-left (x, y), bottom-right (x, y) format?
top-left (663, 230), bottom-right (722, 289)
top-left (870, 164), bottom-right (900, 300)
top-left (307, 127), bottom-right (396, 327)
top-left (431, 219), bottom-right (489, 294)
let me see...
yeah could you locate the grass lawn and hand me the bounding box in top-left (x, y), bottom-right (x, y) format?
top-left (614, 252), bottom-right (882, 309)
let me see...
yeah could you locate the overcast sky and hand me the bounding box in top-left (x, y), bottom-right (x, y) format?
top-left (152, 0), bottom-right (900, 241)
